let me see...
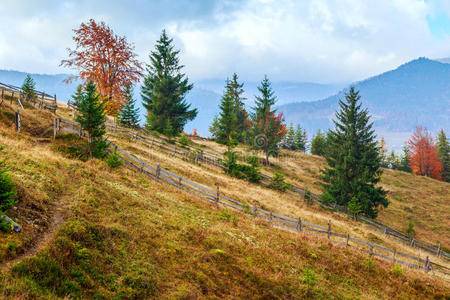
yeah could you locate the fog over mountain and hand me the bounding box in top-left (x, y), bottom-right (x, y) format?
top-left (278, 58), bottom-right (450, 149)
top-left (1, 57), bottom-right (448, 149)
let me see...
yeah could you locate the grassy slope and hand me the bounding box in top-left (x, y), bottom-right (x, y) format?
top-left (193, 139), bottom-right (450, 250)
top-left (0, 102), bottom-right (447, 298)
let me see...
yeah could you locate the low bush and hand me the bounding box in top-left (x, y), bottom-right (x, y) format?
top-left (105, 151), bottom-right (124, 168)
top-left (178, 135), bottom-right (190, 147)
top-left (390, 264), bottom-right (404, 277)
top-left (268, 172), bottom-right (291, 192)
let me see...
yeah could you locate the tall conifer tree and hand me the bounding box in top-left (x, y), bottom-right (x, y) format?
top-left (399, 144), bottom-right (412, 173)
top-left (229, 73), bottom-right (248, 142)
top-left (213, 79), bottom-right (239, 146)
top-left (141, 30), bottom-right (197, 137)
top-left (294, 125), bottom-right (307, 152)
top-left (310, 130), bottom-right (327, 156)
top-left (119, 84), bottom-right (140, 128)
top-left (321, 87), bottom-right (388, 218)
top-left (76, 81), bottom-right (107, 158)
top-left (436, 129), bottom-right (450, 182)
top-left (21, 74), bottom-right (37, 101)
top-left (251, 76), bottom-right (286, 164)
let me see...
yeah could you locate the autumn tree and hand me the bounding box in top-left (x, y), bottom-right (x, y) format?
top-left (321, 87), bottom-right (388, 218)
top-left (61, 19), bottom-right (143, 115)
top-left (436, 129), bottom-right (450, 182)
top-left (141, 30), bottom-right (197, 137)
top-left (251, 77), bottom-right (286, 164)
top-left (408, 126), bottom-right (443, 180)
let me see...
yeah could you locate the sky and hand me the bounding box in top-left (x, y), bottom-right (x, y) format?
top-left (0, 0), bottom-right (449, 83)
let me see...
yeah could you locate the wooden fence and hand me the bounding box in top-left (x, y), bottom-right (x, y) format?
top-left (0, 82), bottom-right (57, 112)
top-left (95, 119), bottom-right (449, 261)
top-left (55, 117), bottom-right (450, 280)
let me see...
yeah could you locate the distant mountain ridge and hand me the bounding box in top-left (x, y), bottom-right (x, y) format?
top-left (1, 57), bottom-right (448, 146)
top-left (278, 58), bottom-right (450, 149)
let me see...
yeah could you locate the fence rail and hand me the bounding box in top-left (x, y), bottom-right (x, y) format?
top-left (0, 81), bottom-right (57, 112)
top-left (97, 120), bottom-right (449, 260)
top-left (55, 118), bottom-right (450, 279)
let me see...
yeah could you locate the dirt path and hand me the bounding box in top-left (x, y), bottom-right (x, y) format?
top-left (0, 205), bottom-right (66, 271)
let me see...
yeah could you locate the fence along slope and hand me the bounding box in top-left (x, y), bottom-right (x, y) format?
top-left (0, 81), bottom-right (57, 112)
top-left (55, 118), bottom-right (450, 279)
top-left (100, 119), bottom-right (449, 260)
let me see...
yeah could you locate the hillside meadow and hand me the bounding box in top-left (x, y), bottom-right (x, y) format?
top-left (0, 97), bottom-right (447, 298)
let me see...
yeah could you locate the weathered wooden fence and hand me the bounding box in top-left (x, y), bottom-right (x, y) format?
top-left (98, 120), bottom-right (450, 261)
top-left (55, 117), bottom-right (450, 279)
top-left (0, 81), bottom-right (57, 112)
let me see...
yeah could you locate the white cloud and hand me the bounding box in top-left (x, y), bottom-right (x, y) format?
top-left (0, 0), bottom-right (449, 82)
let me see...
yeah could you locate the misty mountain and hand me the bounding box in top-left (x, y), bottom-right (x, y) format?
top-left (278, 58), bottom-right (450, 149)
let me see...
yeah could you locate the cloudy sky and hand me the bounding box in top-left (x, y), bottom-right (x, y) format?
top-left (0, 0), bottom-right (449, 83)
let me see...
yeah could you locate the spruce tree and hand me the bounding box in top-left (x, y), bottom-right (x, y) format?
top-left (399, 144), bottom-right (412, 173)
top-left (253, 75), bottom-right (276, 119)
top-left (310, 130), bottom-right (327, 156)
top-left (251, 76), bottom-right (286, 164)
top-left (436, 129), bottom-right (450, 182)
top-left (21, 74), bottom-right (37, 101)
top-left (379, 137), bottom-right (388, 168)
top-left (76, 81), bottom-right (107, 158)
top-left (214, 79), bottom-right (239, 146)
top-left (141, 30), bottom-right (197, 137)
top-left (229, 73), bottom-right (248, 142)
top-left (321, 87), bottom-right (388, 218)
top-left (294, 125), bottom-right (307, 152)
top-left (282, 123), bottom-right (295, 150)
top-left (119, 84), bottom-right (140, 128)
top-left (71, 85), bottom-right (84, 110)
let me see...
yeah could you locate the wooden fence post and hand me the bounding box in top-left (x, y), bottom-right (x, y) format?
top-left (436, 243), bottom-right (441, 257)
top-left (327, 219), bottom-right (331, 239)
top-left (346, 234), bottom-right (350, 246)
top-left (409, 238), bottom-right (415, 247)
top-left (156, 163), bottom-right (161, 181)
top-left (11, 91), bottom-right (14, 105)
top-left (15, 109), bottom-right (21, 132)
top-left (53, 118), bottom-right (57, 139)
top-left (215, 183), bottom-right (219, 206)
top-left (178, 176), bottom-right (182, 186)
top-left (297, 217), bottom-right (302, 232)
top-left (1, 88), bottom-right (3, 105)
top-left (393, 249), bottom-right (397, 263)
top-left (269, 212), bottom-right (273, 225)
top-left (369, 244), bottom-right (374, 257)
top-left (253, 201), bottom-right (257, 216)
top-left (40, 93), bottom-right (44, 109)
top-left (423, 256), bottom-right (429, 272)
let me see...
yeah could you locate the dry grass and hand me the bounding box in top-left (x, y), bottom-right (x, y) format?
top-left (192, 139), bottom-right (450, 251)
top-left (0, 100), bottom-right (448, 298)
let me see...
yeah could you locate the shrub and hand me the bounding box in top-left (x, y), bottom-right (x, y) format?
top-left (246, 155), bottom-right (260, 168)
top-left (390, 264), bottom-right (404, 277)
top-left (268, 172), bottom-right (291, 192)
top-left (405, 221), bottom-right (416, 238)
top-left (221, 150), bottom-right (262, 183)
top-left (0, 146), bottom-right (17, 213)
top-left (363, 259), bottom-right (375, 272)
top-left (302, 267), bottom-right (317, 286)
top-left (305, 189), bottom-right (314, 205)
top-left (0, 218), bottom-right (12, 233)
top-left (106, 150), bottom-right (124, 168)
top-left (178, 135), bottom-right (190, 147)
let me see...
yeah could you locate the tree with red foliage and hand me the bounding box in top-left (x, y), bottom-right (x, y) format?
top-left (253, 108), bottom-right (287, 165)
top-left (408, 126), bottom-right (443, 180)
top-left (61, 19), bottom-right (143, 115)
